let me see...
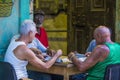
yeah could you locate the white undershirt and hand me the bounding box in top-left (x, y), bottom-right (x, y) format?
top-left (4, 39), bottom-right (28, 79)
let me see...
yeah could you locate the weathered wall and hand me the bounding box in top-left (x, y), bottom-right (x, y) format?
top-left (44, 13), bottom-right (67, 55)
top-left (116, 0), bottom-right (120, 42)
top-left (0, 0), bottom-right (120, 60)
top-left (0, 0), bottom-right (30, 61)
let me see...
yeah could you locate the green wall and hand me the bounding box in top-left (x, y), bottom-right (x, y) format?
top-left (0, 0), bottom-right (30, 61)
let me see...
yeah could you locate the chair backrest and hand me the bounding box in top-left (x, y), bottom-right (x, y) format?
top-left (0, 61), bottom-right (17, 80)
top-left (104, 63), bottom-right (120, 80)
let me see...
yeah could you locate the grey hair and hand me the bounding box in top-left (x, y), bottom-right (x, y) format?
top-left (20, 19), bottom-right (36, 35)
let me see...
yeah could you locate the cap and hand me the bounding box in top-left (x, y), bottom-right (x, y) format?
top-left (34, 10), bottom-right (45, 16)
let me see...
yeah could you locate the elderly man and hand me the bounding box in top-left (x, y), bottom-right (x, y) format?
top-left (34, 10), bottom-right (49, 48)
top-left (68, 26), bottom-right (120, 80)
top-left (4, 20), bottom-right (62, 80)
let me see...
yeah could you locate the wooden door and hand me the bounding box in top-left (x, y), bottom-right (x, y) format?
top-left (67, 0), bottom-right (116, 53)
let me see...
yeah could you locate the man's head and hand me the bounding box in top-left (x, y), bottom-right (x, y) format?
top-left (94, 26), bottom-right (111, 44)
top-left (20, 19), bottom-right (36, 43)
top-left (34, 10), bottom-right (45, 25)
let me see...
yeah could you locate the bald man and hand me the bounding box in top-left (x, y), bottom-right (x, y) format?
top-left (68, 26), bottom-right (120, 80)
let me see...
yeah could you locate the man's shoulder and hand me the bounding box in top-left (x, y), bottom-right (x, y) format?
top-left (92, 45), bottom-right (109, 61)
top-left (16, 45), bottom-right (35, 58)
top-left (95, 45), bottom-right (109, 53)
top-left (16, 45), bottom-right (28, 52)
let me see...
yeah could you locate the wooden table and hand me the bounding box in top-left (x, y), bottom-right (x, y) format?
top-left (27, 63), bottom-right (81, 80)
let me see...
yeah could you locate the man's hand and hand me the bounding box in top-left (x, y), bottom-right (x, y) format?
top-left (85, 52), bottom-right (91, 57)
top-left (47, 48), bottom-right (56, 57)
top-left (68, 52), bottom-right (75, 61)
top-left (55, 49), bottom-right (62, 57)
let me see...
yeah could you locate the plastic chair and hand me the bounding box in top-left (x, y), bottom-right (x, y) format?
top-left (104, 63), bottom-right (120, 80)
top-left (0, 61), bottom-right (17, 80)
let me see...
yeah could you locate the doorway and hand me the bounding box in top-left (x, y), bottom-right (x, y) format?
top-left (67, 0), bottom-right (116, 53)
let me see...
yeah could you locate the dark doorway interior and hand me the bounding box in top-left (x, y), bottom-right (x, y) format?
top-left (67, 0), bottom-right (116, 53)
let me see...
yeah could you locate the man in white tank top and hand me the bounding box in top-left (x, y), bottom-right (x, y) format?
top-left (4, 19), bottom-right (62, 80)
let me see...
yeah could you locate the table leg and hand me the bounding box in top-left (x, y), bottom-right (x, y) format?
top-left (64, 73), bottom-right (69, 80)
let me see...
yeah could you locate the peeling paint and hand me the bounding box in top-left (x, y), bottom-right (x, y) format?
top-left (0, 0), bottom-right (30, 61)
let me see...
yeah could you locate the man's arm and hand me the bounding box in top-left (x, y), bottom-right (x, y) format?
top-left (30, 48), bottom-right (45, 60)
top-left (26, 48), bottom-right (62, 69)
top-left (68, 45), bottom-right (109, 72)
top-left (16, 45), bottom-right (62, 70)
